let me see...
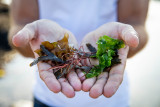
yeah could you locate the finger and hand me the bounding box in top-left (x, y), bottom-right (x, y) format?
top-left (118, 23), bottom-right (139, 48)
top-left (67, 70), bottom-right (81, 91)
top-left (89, 72), bottom-right (108, 99)
top-left (77, 69), bottom-right (85, 81)
top-left (38, 62), bottom-right (61, 93)
top-left (58, 78), bottom-right (75, 98)
top-left (82, 77), bottom-right (96, 92)
top-left (103, 46), bottom-right (129, 98)
top-left (12, 22), bottom-right (37, 47)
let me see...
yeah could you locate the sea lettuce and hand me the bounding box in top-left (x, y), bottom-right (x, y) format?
top-left (86, 35), bottom-right (125, 78)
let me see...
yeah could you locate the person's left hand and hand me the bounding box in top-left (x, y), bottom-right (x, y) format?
top-left (80, 22), bottom-right (139, 98)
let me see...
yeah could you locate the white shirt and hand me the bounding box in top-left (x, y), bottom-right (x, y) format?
top-left (34, 0), bottom-right (129, 107)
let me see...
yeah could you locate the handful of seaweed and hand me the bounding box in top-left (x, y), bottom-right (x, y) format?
top-left (30, 33), bottom-right (125, 79)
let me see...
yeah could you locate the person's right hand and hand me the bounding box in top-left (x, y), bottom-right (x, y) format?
top-left (12, 19), bottom-right (82, 98)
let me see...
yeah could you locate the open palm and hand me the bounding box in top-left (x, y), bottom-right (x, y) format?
top-left (12, 19), bottom-right (81, 98)
top-left (80, 22), bottom-right (139, 98)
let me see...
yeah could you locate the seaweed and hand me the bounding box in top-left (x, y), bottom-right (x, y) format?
top-left (30, 45), bottom-right (65, 66)
top-left (30, 34), bottom-right (125, 79)
top-left (85, 35), bottom-right (125, 78)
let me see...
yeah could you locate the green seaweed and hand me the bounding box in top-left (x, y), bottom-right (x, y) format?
top-left (86, 35), bottom-right (125, 78)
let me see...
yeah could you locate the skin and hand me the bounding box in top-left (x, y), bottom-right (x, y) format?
top-left (9, 0), bottom-right (149, 99)
top-left (81, 22), bottom-right (138, 98)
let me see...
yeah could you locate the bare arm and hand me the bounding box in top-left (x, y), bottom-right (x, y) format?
top-left (9, 0), bottom-right (39, 57)
top-left (118, 0), bottom-right (149, 58)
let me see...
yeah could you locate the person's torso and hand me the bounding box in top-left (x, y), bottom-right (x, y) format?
top-left (38, 0), bottom-right (118, 43)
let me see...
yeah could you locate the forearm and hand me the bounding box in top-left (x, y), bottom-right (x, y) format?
top-left (117, 0), bottom-right (149, 58)
top-left (128, 24), bottom-right (148, 58)
top-left (8, 0), bottom-right (39, 58)
top-left (9, 24), bottom-right (34, 57)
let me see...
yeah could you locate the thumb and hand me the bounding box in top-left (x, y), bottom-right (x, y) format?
top-left (12, 22), bottom-right (37, 47)
top-left (118, 24), bottom-right (139, 48)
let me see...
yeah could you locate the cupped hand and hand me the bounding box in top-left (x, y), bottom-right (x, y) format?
top-left (12, 19), bottom-right (81, 98)
top-left (80, 22), bottom-right (139, 98)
